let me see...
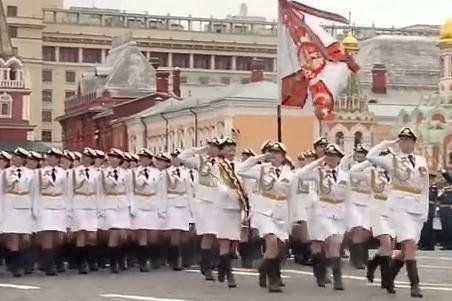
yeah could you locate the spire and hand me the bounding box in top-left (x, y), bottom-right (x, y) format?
top-left (0, 0), bottom-right (14, 57)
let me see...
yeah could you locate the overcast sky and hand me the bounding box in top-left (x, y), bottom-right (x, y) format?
top-left (65, 0), bottom-right (451, 27)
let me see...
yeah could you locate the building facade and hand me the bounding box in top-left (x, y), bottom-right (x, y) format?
top-left (0, 0), bottom-right (33, 142)
top-left (57, 34), bottom-right (178, 151)
top-left (395, 19), bottom-right (452, 169)
top-left (4, 0), bottom-right (443, 146)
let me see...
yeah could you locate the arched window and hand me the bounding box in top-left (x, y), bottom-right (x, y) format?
top-left (335, 131), bottom-right (344, 148)
top-left (448, 152), bottom-right (452, 165)
top-left (354, 131), bottom-right (363, 147)
top-left (0, 93), bottom-right (12, 118)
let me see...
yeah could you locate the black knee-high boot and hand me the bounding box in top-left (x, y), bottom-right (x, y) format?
top-left (148, 245), bottom-right (161, 269)
top-left (218, 254), bottom-right (236, 288)
top-left (267, 258), bottom-right (282, 293)
top-left (239, 242), bottom-right (253, 268)
top-left (380, 256), bottom-right (396, 294)
top-left (10, 251), bottom-right (24, 277)
top-left (406, 260), bottom-right (423, 298)
top-left (42, 249), bottom-right (57, 276)
top-left (137, 245), bottom-right (149, 272)
top-left (56, 246), bottom-right (66, 273)
top-left (300, 242), bottom-right (313, 266)
top-left (108, 247), bottom-right (119, 273)
top-left (200, 248), bottom-right (214, 281)
top-left (390, 258), bottom-right (405, 282)
top-left (312, 253), bottom-right (326, 287)
top-left (366, 253), bottom-right (381, 283)
top-left (181, 241), bottom-right (196, 268)
top-left (330, 257), bottom-right (344, 291)
top-left (276, 258), bottom-right (285, 287)
top-left (86, 246), bottom-right (98, 272)
top-left (258, 259), bottom-right (269, 288)
top-left (359, 242), bottom-right (369, 268)
top-left (78, 247), bottom-right (88, 274)
top-left (22, 247), bottom-right (35, 275)
top-left (169, 245), bottom-right (182, 271)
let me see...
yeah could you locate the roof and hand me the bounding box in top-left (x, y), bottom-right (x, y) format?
top-left (131, 81), bottom-right (280, 119)
top-left (369, 103), bottom-right (417, 120)
top-left (0, 0), bottom-right (14, 58)
top-left (364, 87), bottom-right (430, 105)
top-left (356, 35), bottom-right (440, 88)
top-left (0, 140), bottom-right (50, 153)
top-left (78, 37), bottom-right (156, 97)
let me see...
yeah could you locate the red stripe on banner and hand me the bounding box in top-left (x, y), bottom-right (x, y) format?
top-left (291, 1), bottom-right (349, 24)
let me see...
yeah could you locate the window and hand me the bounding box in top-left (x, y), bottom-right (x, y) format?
top-left (42, 70), bottom-right (52, 82)
top-left (59, 47), bottom-right (79, 63)
top-left (215, 56), bottom-right (232, 70)
top-left (180, 76), bottom-right (187, 84)
top-left (42, 110), bottom-right (52, 122)
top-left (173, 54), bottom-right (189, 68)
top-left (8, 26), bottom-right (17, 38)
top-left (65, 71), bottom-right (76, 83)
top-left (7, 6), bottom-right (18, 17)
top-left (261, 58), bottom-right (274, 72)
top-left (1, 103), bottom-right (10, 116)
top-left (82, 48), bottom-right (102, 63)
top-left (42, 90), bottom-right (52, 102)
top-left (194, 54), bottom-right (210, 69)
top-left (65, 90), bottom-right (76, 98)
top-left (150, 52), bottom-right (168, 67)
top-left (335, 131), bottom-right (345, 148)
top-left (41, 130), bottom-right (52, 142)
top-left (236, 56), bottom-right (251, 70)
top-left (0, 93), bottom-right (12, 117)
top-left (43, 46), bottom-right (56, 61)
top-left (354, 131), bottom-right (363, 147)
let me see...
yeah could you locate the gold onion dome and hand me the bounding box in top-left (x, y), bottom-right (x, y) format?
top-left (342, 32), bottom-right (359, 51)
top-left (439, 18), bottom-right (452, 46)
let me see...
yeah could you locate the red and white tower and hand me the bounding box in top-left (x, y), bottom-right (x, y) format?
top-left (0, 0), bottom-right (33, 142)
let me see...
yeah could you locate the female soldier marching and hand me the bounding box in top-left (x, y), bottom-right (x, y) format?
top-left (35, 148), bottom-right (70, 276)
top-left (131, 149), bottom-right (166, 272)
top-left (1, 148), bottom-right (38, 277)
top-left (70, 148), bottom-right (102, 274)
top-left (366, 127), bottom-right (428, 298)
top-left (237, 142), bottom-right (293, 293)
top-left (295, 144), bottom-right (348, 291)
top-left (101, 149), bottom-right (133, 273)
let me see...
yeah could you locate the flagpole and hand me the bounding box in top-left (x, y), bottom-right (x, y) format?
top-left (277, 0), bottom-right (282, 142)
top-left (277, 105), bottom-right (282, 142)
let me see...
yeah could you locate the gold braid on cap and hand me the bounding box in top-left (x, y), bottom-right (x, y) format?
top-left (217, 158), bottom-right (250, 218)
